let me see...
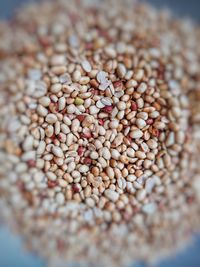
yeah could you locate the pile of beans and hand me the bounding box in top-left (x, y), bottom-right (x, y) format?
top-left (0, 0), bottom-right (200, 266)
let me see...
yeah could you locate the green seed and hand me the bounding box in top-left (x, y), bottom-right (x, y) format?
top-left (74, 97), bottom-right (84, 105)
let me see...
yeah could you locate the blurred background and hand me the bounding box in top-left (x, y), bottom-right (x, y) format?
top-left (0, 0), bottom-right (200, 267)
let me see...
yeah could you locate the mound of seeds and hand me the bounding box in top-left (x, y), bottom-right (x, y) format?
top-left (0, 0), bottom-right (200, 266)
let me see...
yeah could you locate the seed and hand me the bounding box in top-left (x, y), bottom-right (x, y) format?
top-left (141, 142), bottom-right (149, 153)
top-left (163, 153), bottom-right (171, 167)
top-left (46, 171), bottom-right (57, 181)
top-left (142, 203), bottom-right (157, 214)
top-left (106, 167), bottom-right (115, 179)
top-left (67, 104), bottom-right (76, 114)
top-left (66, 133), bottom-right (74, 146)
top-left (126, 174), bottom-right (137, 182)
top-left (58, 179), bottom-right (68, 187)
top-left (101, 97), bottom-right (113, 106)
top-left (82, 115), bottom-right (94, 127)
top-left (51, 66), bottom-right (67, 75)
top-left (37, 141), bottom-right (46, 155)
top-left (79, 165), bottom-right (89, 173)
top-left (51, 54), bottom-right (66, 65)
top-left (104, 189), bottom-right (119, 202)
top-left (60, 124), bottom-right (70, 135)
top-left (89, 105), bottom-right (99, 114)
top-left (28, 69), bottom-right (42, 80)
top-left (154, 121), bottom-right (166, 130)
top-left (131, 102), bottom-right (138, 111)
top-left (33, 81), bottom-right (47, 98)
top-left (172, 107), bottom-right (181, 118)
top-left (117, 177), bottom-right (126, 190)
top-left (84, 158), bottom-right (92, 166)
top-left (137, 82), bottom-right (147, 93)
top-left (145, 178), bottom-right (155, 193)
top-left (69, 34), bottom-right (79, 47)
top-left (165, 132), bottom-right (175, 147)
top-left (58, 97), bottom-right (66, 111)
top-left (126, 79), bottom-right (137, 88)
top-left (109, 120), bottom-right (119, 129)
top-left (81, 131), bottom-right (92, 139)
top-left (114, 90), bottom-right (124, 98)
top-left (81, 60), bottom-right (92, 73)
top-left (146, 119), bottom-right (154, 125)
top-left (98, 157), bottom-right (107, 168)
top-left (137, 112), bottom-right (148, 120)
top-left (52, 146), bottom-right (64, 158)
top-left (147, 139), bottom-right (158, 149)
top-left (39, 96), bottom-right (50, 107)
top-left (99, 80), bottom-right (111, 91)
top-left (117, 101), bottom-right (126, 110)
top-left (143, 159), bottom-right (152, 169)
top-left (74, 97), bottom-right (84, 105)
top-left (80, 76), bottom-right (90, 85)
top-left (67, 162), bottom-right (76, 173)
top-left (37, 104), bottom-right (48, 117)
top-left (73, 70), bottom-right (81, 82)
top-left (71, 119), bottom-right (80, 132)
top-left (151, 128), bottom-right (160, 137)
top-left (102, 105), bottom-right (113, 113)
top-left (56, 192), bottom-right (65, 205)
top-left (136, 97), bottom-right (144, 109)
top-left (23, 135), bottom-right (34, 151)
top-left (102, 147), bottom-right (111, 160)
top-left (104, 46), bottom-right (116, 58)
top-left (94, 140), bottom-right (103, 150)
top-left (59, 73), bottom-right (72, 84)
top-left (149, 111), bottom-right (159, 118)
top-left (63, 116), bottom-right (72, 126)
top-left (126, 147), bottom-right (135, 158)
top-left (50, 83), bottom-right (62, 93)
top-left (22, 151), bottom-right (36, 161)
top-left (176, 131), bottom-right (185, 144)
top-left (136, 118), bottom-right (146, 129)
top-left (90, 151), bottom-right (99, 160)
top-left (117, 63), bottom-right (126, 78)
top-left (120, 155), bottom-right (129, 164)
top-left (97, 71), bottom-right (107, 83)
top-left (136, 189), bottom-right (146, 201)
top-left (96, 100), bottom-right (105, 109)
top-left (192, 175), bottom-right (200, 199)
top-left (86, 197), bottom-right (95, 207)
top-left (111, 149), bottom-right (120, 160)
top-left (46, 114), bottom-right (57, 124)
top-left (33, 171), bottom-right (44, 183)
top-left (76, 115), bottom-right (86, 122)
top-left (135, 151), bottom-right (146, 159)
top-left (113, 133), bottom-right (124, 147)
top-left (133, 69), bottom-right (144, 81)
top-left (130, 129), bottom-right (143, 139)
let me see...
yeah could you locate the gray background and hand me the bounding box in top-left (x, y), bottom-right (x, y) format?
top-left (0, 1), bottom-right (200, 267)
top-left (0, 0), bottom-right (200, 22)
